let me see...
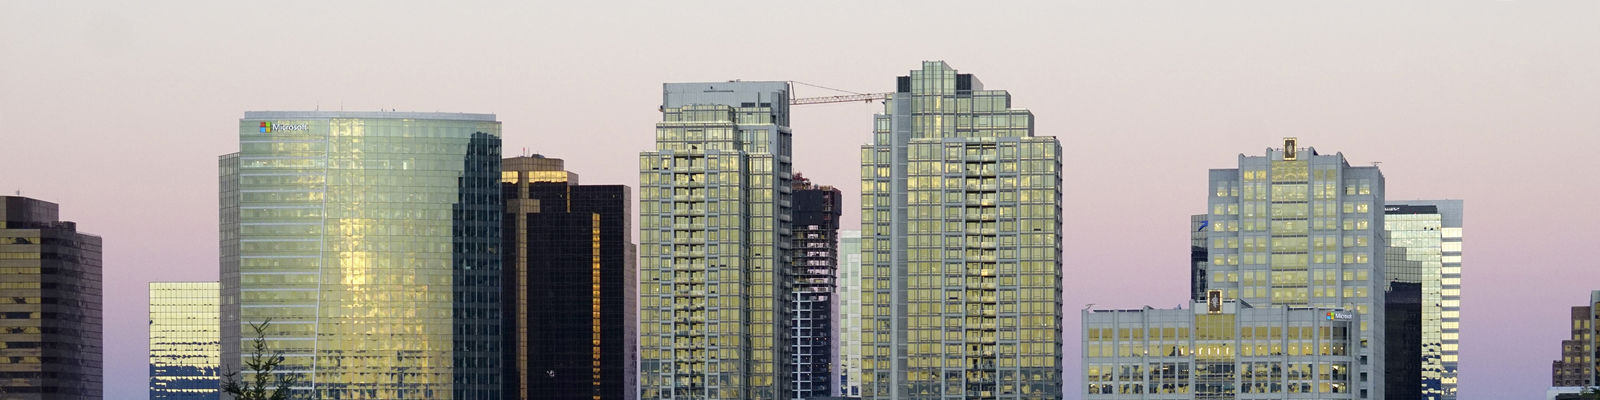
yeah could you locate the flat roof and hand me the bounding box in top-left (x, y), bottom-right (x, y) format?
top-left (244, 111), bottom-right (496, 122)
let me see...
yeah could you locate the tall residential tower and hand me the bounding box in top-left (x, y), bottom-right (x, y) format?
top-left (788, 176), bottom-right (842, 399)
top-left (859, 61), bottom-right (1064, 399)
top-left (222, 111), bottom-right (503, 399)
top-left (639, 82), bottom-right (794, 400)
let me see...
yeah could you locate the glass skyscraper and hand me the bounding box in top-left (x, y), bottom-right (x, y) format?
top-left (501, 155), bottom-right (637, 400)
top-left (639, 82), bottom-right (794, 400)
top-left (149, 281), bottom-right (220, 400)
top-left (1204, 138), bottom-right (1386, 399)
top-left (839, 230), bottom-right (863, 398)
top-left (0, 196), bottom-right (103, 399)
top-left (859, 61), bottom-right (1064, 399)
top-left (221, 111), bottom-right (503, 399)
top-left (1384, 200), bottom-right (1463, 400)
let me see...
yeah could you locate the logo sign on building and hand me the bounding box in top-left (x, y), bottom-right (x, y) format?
top-left (1283, 137), bottom-right (1298, 160)
top-left (1207, 290), bottom-right (1222, 314)
top-left (1326, 311), bottom-right (1354, 321)
top-left (258, 121), bottom-right (309, 133)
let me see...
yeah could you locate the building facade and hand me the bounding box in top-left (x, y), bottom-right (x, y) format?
top-left (1551, 291), bottom-right (1599, 387)
top-left (838, 230), bottom-right (864, 398)
top-left (1386, 200), bottom-right (1463, 400)
top-left (222, 111), bottom-right (503, 399)
top-left (1191, 214), bottom-right (1210, 302)
top-left (149, 281), bottom-right (220, 400)
top-left (639, 82), bottom-right (795, 400)
top-left (789, 176), bottom-right (842, 399)
top-left (1383, 201), bottom-right (1463, 400)
top-left (1203, 138), bottom-right (1386, 399)
top-left (501, 155), bottom-right (637, 400)
top-left (859, 61), bottom-right (1064, 399)
top-left (0, 196), bottom-right (103, 399)
top-left (1083, 300), bottom-right (1360, 399)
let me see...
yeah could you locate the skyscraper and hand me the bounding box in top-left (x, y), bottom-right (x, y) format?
top-left (639, 82), bottom-right (794, 400)
top-left (838, 230), bottom-right (864, 398)
top-left (500, 155), bottom-right (636, 400)
top-left (1383, 201), bottom-right (1462, 400)
top-left (0, 196), bottom-right (103, 399)
top-left (149, 281), bottom-right (220, 400)
top-left (1203, 138), bottom-right (1387, 399)
top-left (1386, 200), bottom-right (1463, 400)
top-left (789, 175), bottom-right (842, 399)
top-left (222, 111), bottom-right (503, 399)
top-left (859, 61), bottom-right (1064, 399)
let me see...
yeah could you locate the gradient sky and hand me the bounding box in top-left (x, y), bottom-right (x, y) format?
top-left (2, 1), bottom-right (1596, 399)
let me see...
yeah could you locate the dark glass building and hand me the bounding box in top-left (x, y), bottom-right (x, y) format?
top-left (0, 196), bottom-right (103, 399)
top-left (501, 155), bottom-right (636, 400)
top-left (788, 175), bottom-right (841, 399)
top-left (1189, 214), bottom-right (1208, 302)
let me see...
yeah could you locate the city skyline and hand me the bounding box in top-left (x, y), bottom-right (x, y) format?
top-left (2, 2), bottom-right (1597, 399)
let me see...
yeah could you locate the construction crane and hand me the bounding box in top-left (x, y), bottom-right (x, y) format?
top-left (790, 92), bottom-right (891, 105)
top-left (787, 80), bottom-right (891, 105)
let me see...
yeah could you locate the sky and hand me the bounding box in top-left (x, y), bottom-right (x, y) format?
top-left (1, 1), bottom-right (1596, 399)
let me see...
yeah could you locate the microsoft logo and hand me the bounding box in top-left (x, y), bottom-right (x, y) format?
top-left (256, 121), bottom-right (307, 133)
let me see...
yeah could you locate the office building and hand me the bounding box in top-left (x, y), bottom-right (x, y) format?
top-left (789, 175), bottom-right (842, 399)
top-left (859, 61), bottom-right (1064, 399)
top-left (1083, 300), bottom-right (1359, 399)
top-left (638, 81), bottom-right (795, 400)
top-left (1203, 138), bottom-right (1386, 399)
top-left (222, 111), bottom-right (503, 399)
top-left (501, 155), bottom-right (637, 400)
top-left (0, 196), bottom-right (103, 400)
top-left (838, 230), bottom-right (863, 398)
top-left (149, 281), bottom-right (220, 400)
top-left (1386, 200), bottom-right (1463, 400)
top-left (1551, 290), bottom-right (1599, 387)
top-left (1191, 214), bottom-right (1209, 302)
top-left (1384, 201), bottom-right (1463, 400)
top-left (1383, 246), bottom-right (1421, 400)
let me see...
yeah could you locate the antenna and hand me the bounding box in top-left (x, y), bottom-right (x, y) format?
top-left (1372, 161), bottom-right (1383, 166)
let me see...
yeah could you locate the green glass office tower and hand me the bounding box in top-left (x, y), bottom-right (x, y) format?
top-left (0, 196), bottom-right (103, 399)
top-left (222, 111), bottom-right (502, 400)
top-left (1204, 138), bottom-right (1386, 399)
top-left (149, 281), bottom-right (220, 400)
top-left (860, 61), bottom-right (1064, 399)
top-left (639, 82), bottom-right (794, 400)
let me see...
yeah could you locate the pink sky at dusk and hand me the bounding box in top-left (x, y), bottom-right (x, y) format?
top-left (2, 1), bottom-right (1596, 399)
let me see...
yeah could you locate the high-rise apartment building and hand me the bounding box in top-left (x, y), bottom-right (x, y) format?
top-left (1383, 201), bottom-right (1462, 400)
top-left (1203, 138), bottom-right (1386, 399)
top-left (1083, 299), bottom-right (1360, 399)
top-left (500, 155), bottom-right (636, 400)
top-left (0, 196), bottom-right (103, 399)
top-left (838, 230), bottom-right (864, 398)
top-left (789, 176), bottom-right (842, 399)
top-left (149, 281), bottom-right (220, 400)
top-left (1551, 291), bottom-right (1599, 387)
top-left (221, 111), bottom-right (503, 399)
top-left (639, 82), bottom-right (794, 400)
top-left (859, 61), bottom-right (1063, 399)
